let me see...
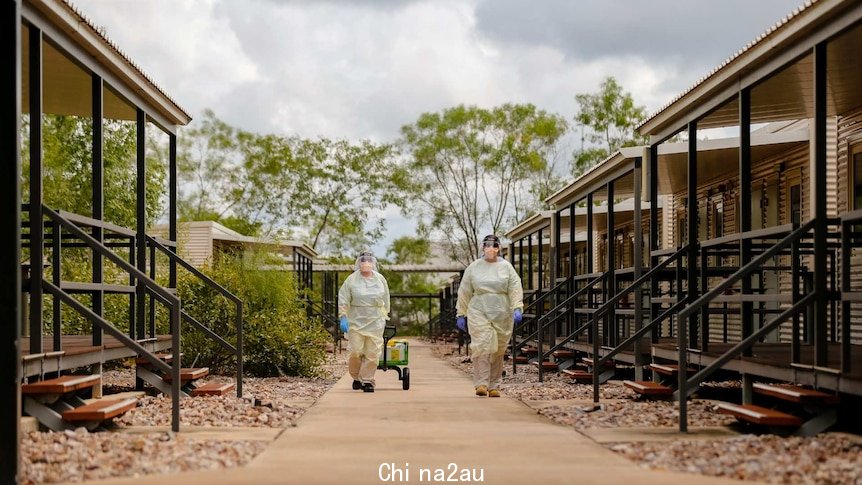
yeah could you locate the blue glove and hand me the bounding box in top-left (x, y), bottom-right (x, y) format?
top-left (456, 316), bottom-right (467, 332)
top-left (339, 316), bottom-right (349, 333)
top-left (513, 309), bottom-right (523, 324)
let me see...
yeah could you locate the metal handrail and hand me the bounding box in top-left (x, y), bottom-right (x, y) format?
top-left (41, 206), bottom-right (182, 432)
top-left (673, 218), bottom-right (825, 433)
top-left (677, 219), bottom-right (815, 323)
top-left (586, 245), bottom-right (690, 388)
top-left (676, 293), bottom-right (815, 401)
top-left (511, 273), bottom-right (607, 374)
top-left (146, 235), bottom-right (244, 397)
top-left (523, 273), bottom-right (579, 314)
top-left (512, 273), bottom-right (607, 353)
top-left (589, 245), bottom-right (688, 323)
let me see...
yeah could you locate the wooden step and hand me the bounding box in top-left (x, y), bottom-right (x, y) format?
top-left (520, 346), bottom-right (539, 355)
top-left (62, 398), bottom-right (137, 422)
top-left (582, 357), bottom-right (614, 368)
top-left (623, 380), bottom-right (673, 396)
top-left (191, 382), bottom-right (236, 397)
top-left (513, 356), bottom-right (530, 364)
top-left (22, 375), bottom-right (100, 395)
top-left (562, 369), bottom-right (593, 383)
top-left (531, 361), bottom-right (559, 371)
top-left (552, 350), bottom-right (577, 360)
top-left (717, 402), bottom-right (803, 427)
top-left (649, 363), bottom-right (696, 376)
top-left (136, 352), bottom-right (182, 366)
top-left (162, 367), bottom-right (209, 382)
top-left (753, 383), bottom-right (840, 405)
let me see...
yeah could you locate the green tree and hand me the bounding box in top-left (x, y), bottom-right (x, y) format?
top-left (400, 103), bottom-right (567, 264)
top-left (381, 233), bottom-right (441, 335)
top-left (572, 76), bottom-right (647, 177)
top-left (177, 111), bottom-right (409, 256)
top-left (22, 114), bottom-right (167, 228)
top-left (299, 137), bottom-right (408, 255)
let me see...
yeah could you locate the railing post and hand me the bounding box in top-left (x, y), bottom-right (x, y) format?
top-left (841, 219), bottom-right (851, 372)
top-left (52, 220), bottom-right (61, 351)
top-left (170, 302), bottom-right (180, 433)
top-left (792, 234), bottom-right (801, 364)
top-left (129, 236), bottom-right (136, 340)
top-left (149, 243), bottom-right (156, 338)
top-left (236, 301), bottom-right (243, 397)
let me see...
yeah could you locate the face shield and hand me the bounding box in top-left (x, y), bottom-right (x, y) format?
top-left (481, 236), bottom-right (501, 259)
top-left (355, 252), bottom-right (378, 273)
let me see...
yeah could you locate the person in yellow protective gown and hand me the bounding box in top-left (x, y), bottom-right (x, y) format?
top-left (338, 251), bottom-right (391, 392)
top-left (456, 235), bottom-right (524, 397)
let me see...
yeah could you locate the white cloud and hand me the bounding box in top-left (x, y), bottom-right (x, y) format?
top-left (69, 0), bottom-right (803, 250)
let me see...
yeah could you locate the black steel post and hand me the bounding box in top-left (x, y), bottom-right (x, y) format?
top-left (569, 202), bottom-right (576, 335)
top-left (92, 74), bottom-right (104, 346)
top-left (587, 192), bottom-right (594, 341)
top-left (813, 43), bottom-right (828, 367)
top-left (518, 239), bottom-right (524, 281)
top-left (168, 133), bottom-right (177, 289)
top-left (633, 158), bottom-right (644, 380)
top-left (739, 87), bottom-right (753, 357)
top-left (649, 145), bottom-right (660, 345)
top-left (528, 232), bottom-right (534, 291)
top-left (2, 1), bottom-right (22, 481)
top-left (52, 221), bottom-right (60, 350)
top-left (587, 193), bottom-right (594, 274)
top-left (136, 109), bottom-right (147, 340)
top-left (841, 219), bottom-right (850, 372)
top-left (538, 228), bottom-right (544, 293)
top-left (680, 121), bottom-right (698, 434)
top-left (607, 181), bottom-right (615, 347)
top-left (28, 25), bottom-right (43, 354)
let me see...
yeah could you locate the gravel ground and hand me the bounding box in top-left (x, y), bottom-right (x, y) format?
top-left (429, 342), bottom-right (862, 484)
top-left (21, 350), bottom-right (348, 484)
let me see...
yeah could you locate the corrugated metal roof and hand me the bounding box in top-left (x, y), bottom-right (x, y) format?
top-left (639, 0), bottom-right (817, 132)
top-left (45, 0), bottom-right (192, 123)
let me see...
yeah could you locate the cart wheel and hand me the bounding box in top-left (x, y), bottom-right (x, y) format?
top-left (402, 368), bottom-right (410, 390)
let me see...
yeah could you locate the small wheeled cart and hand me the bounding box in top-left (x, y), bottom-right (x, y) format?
top-left (378, 325), bottom-right (410, 390)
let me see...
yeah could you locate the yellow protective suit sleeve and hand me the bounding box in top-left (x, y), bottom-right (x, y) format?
top-left (337, 273), bottom-right (354, 318)
top-left (456, 266), bottom-right (473, 317)
top-left (507, 261), bottom-right (524, 311)
top-left (381, 273), bottom-right (391, 320)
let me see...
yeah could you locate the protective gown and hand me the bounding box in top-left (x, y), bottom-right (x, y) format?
top-left (338, 269), bottom-right (390, 385)
top-left (456, 257), bottom-right (523, 389)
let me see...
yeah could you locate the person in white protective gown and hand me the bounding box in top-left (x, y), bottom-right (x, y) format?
top-left (338, 251), bottom-right (390, 392)
top-left (456, 234), bottom-right (524, 397)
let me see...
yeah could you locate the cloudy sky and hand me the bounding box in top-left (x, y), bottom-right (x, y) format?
top-left (73, 0), bottom-right (803, 254)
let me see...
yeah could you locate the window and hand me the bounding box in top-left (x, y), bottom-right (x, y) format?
top-left (711, 197), bottom-right (724, 238)
top-left (677, 199), bottom-right (688, 247)
top-left (785, 168), bottom-right (802, 226)
top-left (854, 148), bottom-right (862, 211)
top-left (790, 185), bottom-right (801, 226)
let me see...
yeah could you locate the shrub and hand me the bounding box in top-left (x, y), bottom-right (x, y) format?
top-left (178, 253), bottom-right (330, 377)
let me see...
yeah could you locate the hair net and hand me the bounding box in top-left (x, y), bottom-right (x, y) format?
top-left (354, 251), bottom-right (378, 272)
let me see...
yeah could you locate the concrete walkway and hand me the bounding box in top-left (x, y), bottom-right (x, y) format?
top-left (94, 340), bottom-right (743, 485)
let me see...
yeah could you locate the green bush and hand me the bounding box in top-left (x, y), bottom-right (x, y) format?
top-left (178, 253), bottom-right (330, 377)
